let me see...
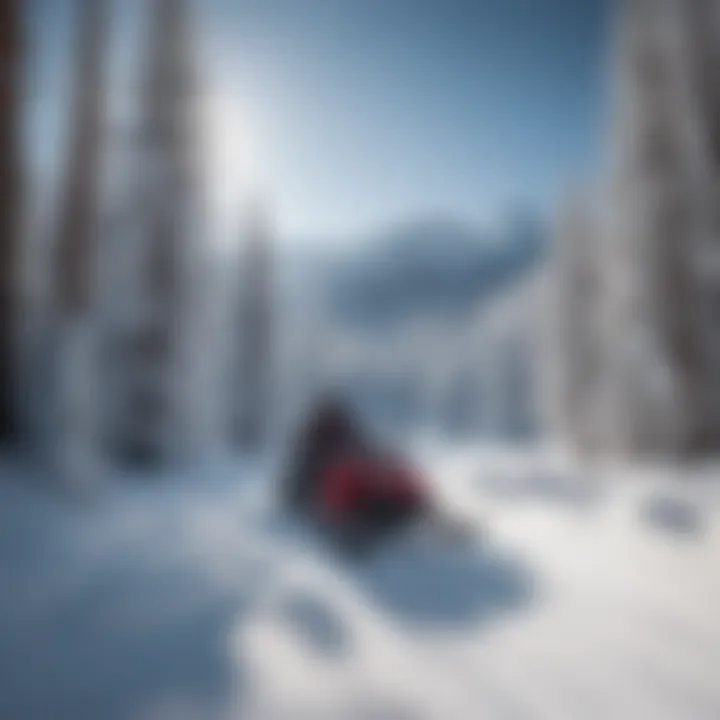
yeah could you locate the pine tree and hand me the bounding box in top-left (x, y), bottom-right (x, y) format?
top-left (112, 0), bottom-right (202, 468)
top-left (603, 0), bottom-right (708, 456)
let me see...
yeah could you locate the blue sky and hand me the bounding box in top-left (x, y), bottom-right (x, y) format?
top-left (30, 0), bottom-right (610, 240)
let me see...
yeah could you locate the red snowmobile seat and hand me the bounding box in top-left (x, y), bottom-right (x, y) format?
top-left (318, 457), bottom-right (429, 526)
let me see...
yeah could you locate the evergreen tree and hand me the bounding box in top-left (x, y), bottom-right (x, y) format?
top-left (602, 0), bottom-right (707, 455)
top-left (113, 0), bottom-right (202, 468)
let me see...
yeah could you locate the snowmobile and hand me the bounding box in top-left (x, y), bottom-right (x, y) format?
top-left (280, 400), bottom-right (474, 557)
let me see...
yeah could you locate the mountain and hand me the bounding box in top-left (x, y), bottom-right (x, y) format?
top-left (320, 210), bottom-right (547, 331)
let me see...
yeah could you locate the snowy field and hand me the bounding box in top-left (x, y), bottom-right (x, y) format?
top-left (1, 446), bottom-right (720, 720)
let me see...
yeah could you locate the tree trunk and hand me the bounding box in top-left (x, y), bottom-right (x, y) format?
top-left (0, 0), bottom-right (23, 443)
top-left (56, 0), bottom-right (107, 317)
top-left (53, 0), bottom-right (107, 489)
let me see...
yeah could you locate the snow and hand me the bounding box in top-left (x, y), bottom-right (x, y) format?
top-left (1, 449), bottom-right (720, 719)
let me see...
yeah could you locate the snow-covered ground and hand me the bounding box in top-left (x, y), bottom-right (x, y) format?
top-left (1, 447), bottom-right (719, 720)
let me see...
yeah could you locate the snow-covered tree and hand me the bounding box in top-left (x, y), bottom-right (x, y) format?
top-left (110, 0), bottom-right (205, 468)
top-left (603, 0), bottom-right (712, 456)
top-left (544, 0), bottom-right (720, 459)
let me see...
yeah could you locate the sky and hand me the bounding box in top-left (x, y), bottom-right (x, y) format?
top-left (29, 0), bottom-right (611, 243)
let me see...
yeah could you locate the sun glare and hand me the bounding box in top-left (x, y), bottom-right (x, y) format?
top-left (203, 87), bottom-right (266, 246)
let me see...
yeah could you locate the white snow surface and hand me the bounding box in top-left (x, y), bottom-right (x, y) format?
top-left (1, 447), bottom-right (720, 719)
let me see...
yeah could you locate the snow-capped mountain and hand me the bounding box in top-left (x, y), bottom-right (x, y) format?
top-left (320, 210), bottom-right (547, 331)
